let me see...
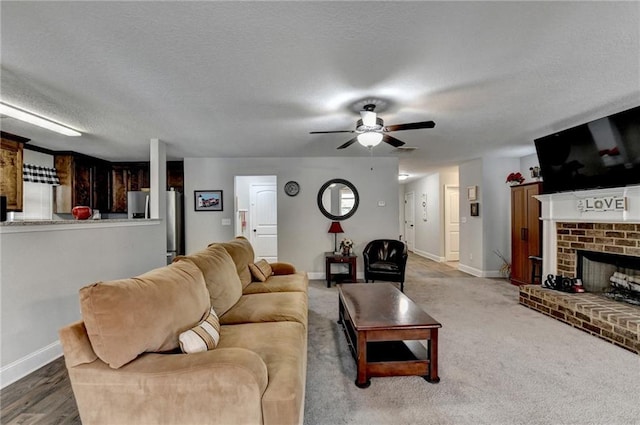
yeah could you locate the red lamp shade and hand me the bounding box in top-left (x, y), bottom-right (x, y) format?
top-left (328, 221), bottom-right (344, 234)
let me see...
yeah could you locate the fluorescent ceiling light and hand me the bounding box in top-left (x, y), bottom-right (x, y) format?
top-left (398, 174), bottom-right (409, 181)
top-left (357, 132), bottom-right (383, 148)
top-left (0, 101), bottom-right (81, 136)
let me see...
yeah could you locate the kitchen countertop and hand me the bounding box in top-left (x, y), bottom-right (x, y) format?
top-left (0, 218), bottom-right (159, 226)
top-left (0, 218), bottom-right (161, 233)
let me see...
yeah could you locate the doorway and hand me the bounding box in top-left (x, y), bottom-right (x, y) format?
top-left (234, 176), bottom-right (278, 262)
top-left (404, 191), bottom-right (415, 252)
top-left (444, 185), bottom-right (460, 261)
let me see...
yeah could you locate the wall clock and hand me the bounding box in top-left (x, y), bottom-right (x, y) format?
top-left (284, 181), bottom-right (300, 197)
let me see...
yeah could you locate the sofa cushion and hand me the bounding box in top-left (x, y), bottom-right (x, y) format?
top-left (179, 307), bottom-right (221, 353)
top-left (249, 259), bottom-right (273, 282)
top-left (215, 237), bottom-right (255, 288)
top-left (242, 272), bottom-right (309, 295)
top-left (218, 321), bottom-right (307, 425)
top-left (219, 292), bottom-right (308, 327)
top-left (80, 260), bottom-right (210, 369)
top-left (174, 245), bottom-right (242, 316)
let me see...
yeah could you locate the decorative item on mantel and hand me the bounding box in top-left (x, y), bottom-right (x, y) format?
top-left (505, 172), bottom-right (525, 185)
top-left (328, 221), bottom-right (344, 254)
top-left (340, 238), bottom-right (354, 256)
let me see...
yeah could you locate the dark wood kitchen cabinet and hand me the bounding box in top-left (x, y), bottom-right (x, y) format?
top-left (54, 154), bottom-right (110, 213)
top-left (0, 132), bottom-right (28, 211)
top-left (110, 161), bottom-right (183, 213)
top-left (510, 182), bottom-right (542, 286)
top-left (110, 162), bottom-right (150, 213)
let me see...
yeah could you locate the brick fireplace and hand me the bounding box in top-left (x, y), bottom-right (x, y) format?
top-left (555, 222), bottom-right (640, 277)
top-left (518, 186), bottom-right (640, 354)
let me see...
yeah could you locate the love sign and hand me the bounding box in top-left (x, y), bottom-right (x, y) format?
top-left (577, 196), bottom-right (627, 212)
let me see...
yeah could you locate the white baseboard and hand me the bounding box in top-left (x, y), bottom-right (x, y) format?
top-left (457, 263), bottom-right (483, 277)
top-left (0, 341), bottom-right (62, 389)
top-left (412, 249), bottom-right (445, 262)
top-left (457, 263), bottom-right (503, 278)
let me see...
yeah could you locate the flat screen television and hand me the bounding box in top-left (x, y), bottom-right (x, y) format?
top-left (534, 105), bottom-right (640, 194)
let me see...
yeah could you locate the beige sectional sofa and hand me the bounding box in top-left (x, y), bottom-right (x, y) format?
top-left (59, 237), bottom-right (308, 425)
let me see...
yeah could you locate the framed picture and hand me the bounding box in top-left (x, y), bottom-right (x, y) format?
top-left (470, 202), bottom-right (479, 217)
top-left (467, 185), bottom-right (478, 201)
top-left (194, 190), bottom-right (223, 211)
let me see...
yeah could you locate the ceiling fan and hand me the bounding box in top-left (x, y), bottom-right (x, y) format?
top-left (310, 104), bottom-right (435, 150)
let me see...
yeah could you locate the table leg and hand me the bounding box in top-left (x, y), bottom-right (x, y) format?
top-left (424, 328), bottom-right (440, 383)
top-left (355, 331), bottom-right (370, 388)
top-left (326, 259), bottom-right (331, 288)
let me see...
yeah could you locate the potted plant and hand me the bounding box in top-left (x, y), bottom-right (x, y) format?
top-left (506, 172), bottom-right (525, 185)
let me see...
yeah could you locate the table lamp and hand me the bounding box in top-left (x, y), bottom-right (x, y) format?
top-left (328, 221), bottom-right (344, 254)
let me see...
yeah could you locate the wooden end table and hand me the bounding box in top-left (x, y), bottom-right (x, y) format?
top-left (325, 252), bottom-right (357, 288)
top-left (337, 283), bottom-right (442, 388)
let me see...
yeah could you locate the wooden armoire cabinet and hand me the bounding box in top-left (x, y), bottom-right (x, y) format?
top-left (510, 182), bottom-right (542, 285)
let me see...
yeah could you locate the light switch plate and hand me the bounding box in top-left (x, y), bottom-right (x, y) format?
top-left (221, 218), bottom-right (231, 226)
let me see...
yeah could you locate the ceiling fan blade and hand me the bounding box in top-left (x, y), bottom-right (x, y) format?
top-left (310, 130), bottom-right (355, 134)
top-left (383, 134), bottom-right (405, 148)
top-left (384, 121), bottom-right (436, 132)
top-left (337, 137), bottom-right (358, 150)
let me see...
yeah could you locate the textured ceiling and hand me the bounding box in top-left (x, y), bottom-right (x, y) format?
top-left (1, 1), bottom-right (639, 180)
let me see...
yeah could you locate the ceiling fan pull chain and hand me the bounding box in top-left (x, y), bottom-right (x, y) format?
top-left (369, 147), bottom-right (374, 171)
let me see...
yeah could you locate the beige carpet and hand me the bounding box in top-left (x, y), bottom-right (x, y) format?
top-left (303, 256), bottom-right (640, 425)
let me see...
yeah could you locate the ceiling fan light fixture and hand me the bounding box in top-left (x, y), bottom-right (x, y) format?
top-left (357, 131), bottom-right (383, 148)
top-left (360, 110), bottom-right (377, 127)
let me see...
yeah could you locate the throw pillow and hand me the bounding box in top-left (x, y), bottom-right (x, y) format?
top-left (179, 307), bottom-right (221, 354)
top-left (249, 259), bottom-right (273, 282)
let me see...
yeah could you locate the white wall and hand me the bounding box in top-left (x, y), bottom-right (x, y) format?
top-left (481, 156), bottom-right (520, 273)
top-left (0, 221), bottom-right (165, 387)
top-left (184, 157), bottom-right (399, 276)
top-left (458, 159), bottom-right (484, 274)
top-left (459, 157), bottom-right (522, 277)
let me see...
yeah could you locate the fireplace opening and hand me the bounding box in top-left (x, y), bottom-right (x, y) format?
top-left (577, 250), bottom-right (640, 305)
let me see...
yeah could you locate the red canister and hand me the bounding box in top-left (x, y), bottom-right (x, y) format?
top-left (72, 206), bottom-right (92, 220)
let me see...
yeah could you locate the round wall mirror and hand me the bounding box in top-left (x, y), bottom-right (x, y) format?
top-left (317, 179), bottom-right (359, 220)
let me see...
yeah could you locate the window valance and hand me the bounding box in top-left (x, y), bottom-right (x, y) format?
top-left (23, 163), bottom-right (60, 186)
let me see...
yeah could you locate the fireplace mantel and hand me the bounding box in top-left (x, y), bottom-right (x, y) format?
top-left (535, 185), bottom-right (640, 277)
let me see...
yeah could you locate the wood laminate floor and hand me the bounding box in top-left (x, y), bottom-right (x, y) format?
top-left (0, 253), bottom-right (468, 424)
top-left (0, 357), bottom-right (79, 425)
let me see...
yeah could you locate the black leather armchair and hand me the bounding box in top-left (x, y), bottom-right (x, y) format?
top-left (363, 239), bottom-right (408, 292)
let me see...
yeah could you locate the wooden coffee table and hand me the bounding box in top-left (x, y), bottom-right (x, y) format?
top-left (337, 283), bottom-right (442, 388)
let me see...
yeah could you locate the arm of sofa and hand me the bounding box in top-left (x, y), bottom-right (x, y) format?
top-left (270, 261), bottom-right (296, 275)
top-left (68, 347), bottom-right (268, 425)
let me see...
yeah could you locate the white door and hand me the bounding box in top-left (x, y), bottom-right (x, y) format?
top-left (444, 185), bottom-right (460, 261)
top-left (404, 191), bottom-right (415, 252)
top-left (250, 183), bottom-right (278, 262)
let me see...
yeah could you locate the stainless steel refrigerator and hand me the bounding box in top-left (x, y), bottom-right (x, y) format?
top-left (127, 190), bottom-right (183, 264)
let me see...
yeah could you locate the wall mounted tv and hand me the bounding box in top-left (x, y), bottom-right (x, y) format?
top-left (534, 105), bottom-right (640, 194)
